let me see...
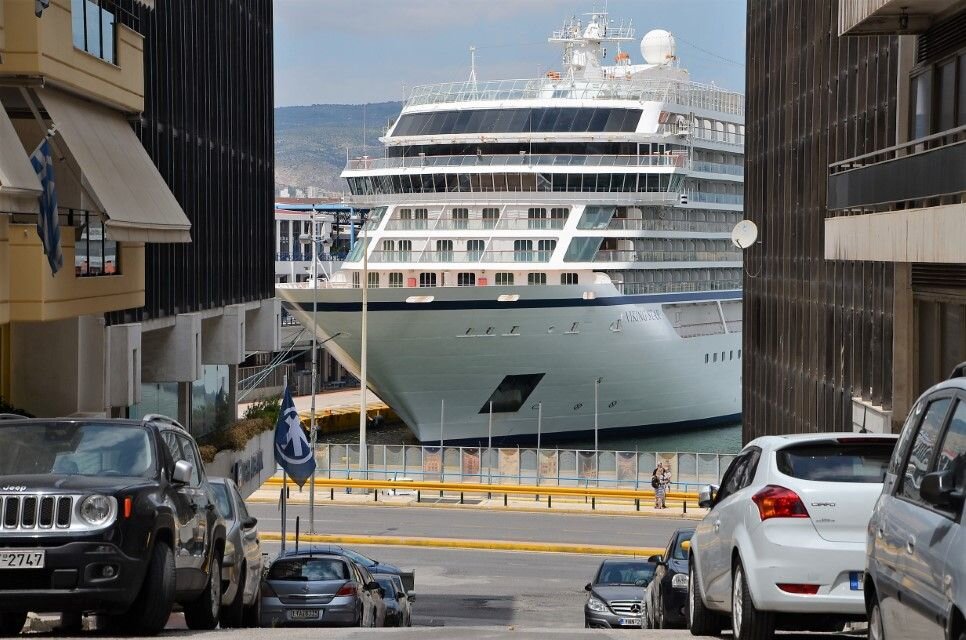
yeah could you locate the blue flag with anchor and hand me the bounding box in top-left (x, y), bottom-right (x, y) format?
top-left (29, 138), bottom-right (63, 275)
top-left (274, 384), bottom-right (315, 488)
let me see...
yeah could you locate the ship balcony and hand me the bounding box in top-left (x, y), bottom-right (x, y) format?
top-left (0, 0), bottom-right (146, 112)
top-left (690, 161), bottom-right (745, 180)
top-left (838, 0), bottom-right (962, 35)
top-left (369, 249), bottom-right (554, 264)
top-left (384, 218), bottom-right (567, 231)
top-left (615, 280), bottom-right (743, 295)
top-left (344, 153), bottom-right (689, 172)
top-left (602, 218), bottom-right (736, 233)
top-left (684, 192), bottom-right (744, 209)
top-left (827, 125), bottom-right (966, 210)
top-left (594, 249), bottom-right (743, 263)
top-left (347, 191), bottom-right (679, 207)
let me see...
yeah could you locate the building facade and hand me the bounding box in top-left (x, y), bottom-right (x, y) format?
top-left (0, 0), bottom-right (277, 434)
top-left (743, 0), bottom-right (899, 439)
top-left (744, 0), bottom-right (966, 439)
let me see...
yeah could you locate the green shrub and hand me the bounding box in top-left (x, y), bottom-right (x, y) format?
top-left (244, 396), bottom-right (281, 422)
top-left (198, 416), bottom-right (276, 463)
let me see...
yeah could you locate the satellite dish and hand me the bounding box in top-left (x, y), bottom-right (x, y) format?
top-left (731, 220), bottom-right (759, 249)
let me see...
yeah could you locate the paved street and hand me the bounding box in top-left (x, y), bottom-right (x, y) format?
top-left (249, 502), bottom-right (693, 549)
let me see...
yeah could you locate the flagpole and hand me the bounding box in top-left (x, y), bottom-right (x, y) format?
top-left (280, 374), bottom-right (288, 553)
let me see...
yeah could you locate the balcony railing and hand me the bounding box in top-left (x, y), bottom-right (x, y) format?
top-left (595, 249), bottom-right (742, 263)
top-left (347, 191), bottom-right (679, 206)
top-left (828, 125), bottom-right (966, 210)
top-left (404, 77), bottom-right (745, 116)
top-left (686, 192), bottom-right (745, 206)
top-left (276, 252), bottom-right (347, 262)
top-left (345, 153), bottom-right (689, 172)
top-left (615, 281), bottom-right (742, 295)
top-left (691, 161), bottom-right (745, 176)
top-left (368, 250), bottom-right (553, 264)
top-left (604, 218), bottom-right (736, 233)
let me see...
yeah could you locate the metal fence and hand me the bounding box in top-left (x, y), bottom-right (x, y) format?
top-left (314, 444), bottom-right (735, 492)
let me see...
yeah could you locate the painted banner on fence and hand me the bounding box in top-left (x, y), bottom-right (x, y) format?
top-left (616, 451), bottom-right (637, 483)
top-left (423, 447), bottom-right (442, 480)
top-left (539, 450), bottom-right (558, 480)
top-left (461, 448), bottom-right (481, 479)
top-left (499, 448), bottom-right (519, 483)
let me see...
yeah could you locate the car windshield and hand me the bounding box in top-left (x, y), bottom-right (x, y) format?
top-left (777, 442), bottom-right (895, 483)
top-left (340, 548), bottom-right (376, 568)
top-left (376, 577), bottom-right (396, 597)
top-left (596, 562), bottom-right (655, 586)
top-left (672, 531), bottom-right (694, 561)
top-left (210, 483), bottom-right (233, 520)
top-left (0, 422), bottom-right (154, 477)
top-left (268, 558), bottom-right (349, 582)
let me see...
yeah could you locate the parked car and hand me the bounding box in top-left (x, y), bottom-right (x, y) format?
top-left (0, 415), bottom-right (227, 636)
top-left (866, 369), bottom-right (966, 640)
top-left (583, 558), bottom-right (655, 629)
top-left (209, 477), bottom-right (262, 628)
top-left (260, 550), bottom-right (386, 627)
top-left (307, 544), bottom-right (414, 594)
top-left (687, 432), bottom-right (898, 640)
top-left (645, 527), bottom-right (694, 629)
top-left (374, 573), bottom-right (413, 627)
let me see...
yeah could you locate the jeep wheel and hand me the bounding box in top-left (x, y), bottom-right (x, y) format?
top-left (184, 555), bottom-right (222, 630)
top-left (219, 565), bottom-right (245, 628)
top-left (108, 542), bottom-right (176, 635)
top-left (687, 561), bottom-right (723, 636)
top-left (0, 612), bottom-right (26, 637)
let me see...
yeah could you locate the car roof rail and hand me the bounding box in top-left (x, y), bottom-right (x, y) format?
top-left (142, 413), bottom-right (188, 431)
top-left (0, 413), bottom-right (28, 420)
top-left (950, 362), bottom-right (966, 380)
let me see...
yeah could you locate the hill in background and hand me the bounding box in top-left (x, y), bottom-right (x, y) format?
top-left (274, 102), bottom-right (403, 195)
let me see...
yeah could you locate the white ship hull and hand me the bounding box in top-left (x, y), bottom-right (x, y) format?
top-left (279, 283), bottom-right (741, 443)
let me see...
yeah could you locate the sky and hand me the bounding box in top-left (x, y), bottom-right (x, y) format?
top-left (273, 0), bottom-right (746, 107)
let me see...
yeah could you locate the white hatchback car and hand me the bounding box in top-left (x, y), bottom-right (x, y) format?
top-left (687, 433), bottom-right (898, 640)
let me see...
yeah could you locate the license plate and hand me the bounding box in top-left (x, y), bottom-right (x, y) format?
top-left (287, 609), bottom-right (320, 620)
top-left (0, 550), bottom-right (44, 569)
top-left (850, 572), bottom-right (864, 591)
top-left (619, 617), bottom-right (642, 626)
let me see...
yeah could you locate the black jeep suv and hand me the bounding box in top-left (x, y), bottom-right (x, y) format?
top-left (0, 415), bottom-right (227, 635)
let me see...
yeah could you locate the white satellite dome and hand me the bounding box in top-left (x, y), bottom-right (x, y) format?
top-left (641, 29), bottom-right (676, 65)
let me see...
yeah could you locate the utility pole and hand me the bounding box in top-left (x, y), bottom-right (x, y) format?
top-left (308, 210), bottom-right (319, 532)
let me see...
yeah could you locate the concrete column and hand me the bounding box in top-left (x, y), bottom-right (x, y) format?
top-left (892, 262), bottom-right (915, 432)
top-left (246, 298), bottom-right (280, 353)
top-left (177, 381), bottom-right (192, 430)
top-left (202, 304), bottom-right (247, 365)
top-left (142, 313), bottom-right (202, 383)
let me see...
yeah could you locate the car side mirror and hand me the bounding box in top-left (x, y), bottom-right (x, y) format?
top-left (365, 581), bottom-right (381, 592)
top-left (242, 516), bottom-right (258, 530)
top-left (396, 592), bottom-right (406, 601)
top-left (172, 460), bottom-right (194, 485)
top-left (647, 554), bottom-right (664, 564)
top-left (921, 470), bottom-right (962, 509)
top-left (408, 593), bottom-right (415, 602)
top-left (698, 484), bottom-right (718, 509)
top-left (584, 583), bottom-right (592, 592)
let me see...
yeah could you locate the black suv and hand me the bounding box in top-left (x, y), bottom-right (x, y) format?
top-left (0, 415), bottom-right (227, 636)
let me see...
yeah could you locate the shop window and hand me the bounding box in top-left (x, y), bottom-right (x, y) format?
top-left (73, 211), bottom-right (119, 277)
top-left (71, 0), bottom-right (116, 63)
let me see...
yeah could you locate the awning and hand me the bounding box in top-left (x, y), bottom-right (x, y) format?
top-left (0, 103), bottom-right (42, 212)
top-left (37, 88), bottom-right (191, 243)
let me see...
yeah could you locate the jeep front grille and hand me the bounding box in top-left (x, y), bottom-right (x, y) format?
top-left (0, 494), bottom-right (73, 531)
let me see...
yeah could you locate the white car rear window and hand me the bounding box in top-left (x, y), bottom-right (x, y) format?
top-left (777, 442), bottom-right (894, 483)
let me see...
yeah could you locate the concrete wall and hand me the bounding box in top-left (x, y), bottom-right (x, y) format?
top-left (825, 204), bottom-right (966, 263)
top-left (205, 430), bottom-right (276, 499)
top-left (0, 0), bottom-right (145, 113)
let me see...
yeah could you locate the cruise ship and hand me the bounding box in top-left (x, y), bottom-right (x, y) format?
top-left (278, 14), bottom-right (745, 443)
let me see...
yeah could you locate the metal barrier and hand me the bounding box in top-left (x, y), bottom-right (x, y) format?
top-left (314, 444), bottom-right (734, 493)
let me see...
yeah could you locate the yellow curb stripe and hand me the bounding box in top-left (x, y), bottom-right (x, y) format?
top-left (259, 531), bottom-right (663, 557)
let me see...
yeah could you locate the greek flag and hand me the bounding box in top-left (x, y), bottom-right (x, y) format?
top-left (29, 138), bottom-right (63, 275)
top-left (273, 385), bottom-right (316, 487)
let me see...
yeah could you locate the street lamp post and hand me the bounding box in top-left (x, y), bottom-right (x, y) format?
top-left (536, 402), bottom-right (542, 486)
top-left (358, 210), bottom-right (369, 482)
top-left (488, 401), bottom-right (493, 485)
top-left (594, 377), bottom-right (601, 483)
top-left (303, 211), bottom-right (319, 533)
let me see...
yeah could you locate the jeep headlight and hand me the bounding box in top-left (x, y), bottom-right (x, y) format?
top-left (587, 595), bottom-right (608, 613)
top-left (79, 495), bottom-right (115, 526)
top-left (672, 573), bottom-right (690, 590)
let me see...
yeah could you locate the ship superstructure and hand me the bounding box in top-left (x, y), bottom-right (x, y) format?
top-left (279, 14), bottom-right (745, 443)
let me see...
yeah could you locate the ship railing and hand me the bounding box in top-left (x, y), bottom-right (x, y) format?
top-left (404, 77), bottom-right (745, 116)
top-left (312, 443), bottom-right (737, 491)
top-left (690, 128), bottom-right (746, 146)
top-left (687, 191), bottom-right (744, 205)
top-left (594, 249), bottom-right (742, 263)
top-left (346, 191), bottom-right (679, 206)
top-left (599, 218), bottom-right (735, 232)
top-left (690, 161), bottom-right (745, 176)
top-left (614, 281), bottom-right (742, 295)
top-left (345, 153), bottom-right (689, 172)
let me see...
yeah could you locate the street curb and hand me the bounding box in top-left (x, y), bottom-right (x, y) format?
top-left (260, 531), bottom-right (663, 557)
top-left (246, 496), bottom-right (705, 521)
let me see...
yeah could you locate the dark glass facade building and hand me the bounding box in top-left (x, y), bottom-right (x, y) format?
top-left (109, 0), bottom-right (274, 324)
top-left (743, 0), bottom-right (899, 440)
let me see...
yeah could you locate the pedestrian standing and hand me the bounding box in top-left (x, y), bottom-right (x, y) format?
top-left (659, 465), bottom-right (672, 508)
top-left (653, 462), bottom-right (666, 509)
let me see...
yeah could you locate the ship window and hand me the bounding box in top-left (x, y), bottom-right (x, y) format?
top-left (482, 207), bottom-right (500, 228)
top-left (352, 272), bottom-right (361, 288)
top-left (388, 272), bottom-right (404, 288)
top-left (435, 240), bottom-right (454, 261)
top-left (560, 273), bottom-right (578, 285)
top-left (738, 349), bottom-right (742, 359)
top-left (479, 373), bottom-right (546, 414)
top-left (451, 207), bottom-right (469, 229)
top-left (457, 272), bottom-right (476, 287)
top-left (414, 208), bottom-right (429, 229)
top-left (391, 108), bottom-right (643, 136)
top-left (730, 350), bottom-right (734, 360)
top-left (466, 239), bottom-right (485, 259)
top-left (538, 239), bottom-right (557, 255)
top-left (382, 240), bottom-right (395, 251)
top-left (528, 273), bottom-right (547, 286)
top-left (418, 272), bottom-right (437, 287)
top-left (398, 208), bottom-right (412, 220)
top-left (705, 354), bottom-right (709, 364)
top-left (496, 272), bottom-right (514, 286)
top-left (368, 272), bottom-right (379, 288)
top-left (713, 353), bottom-right (718, 363)
top-left (513, 240), bottom-right (533, 262)
top-left (564, 237), bottom-right (602, 262)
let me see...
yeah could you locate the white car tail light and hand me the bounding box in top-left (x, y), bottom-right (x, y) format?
top-left (752, 485), bottom-right (810, 521)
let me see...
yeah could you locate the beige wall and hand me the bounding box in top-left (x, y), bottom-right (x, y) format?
top-left (0, 0), bottom-right (144, 112)
top-left (6, 223), bottom-right (144, 322)
top-left (825, 203), bottom-right (966, 263)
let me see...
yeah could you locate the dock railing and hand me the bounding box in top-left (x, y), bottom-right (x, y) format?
top-left (315, 443), bottom-right (735, 493)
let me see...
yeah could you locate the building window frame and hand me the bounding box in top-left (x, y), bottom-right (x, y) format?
top-left (71, 209), bottom-right (120, 277)
top-left (71, 0), bottom-right (117, 64)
